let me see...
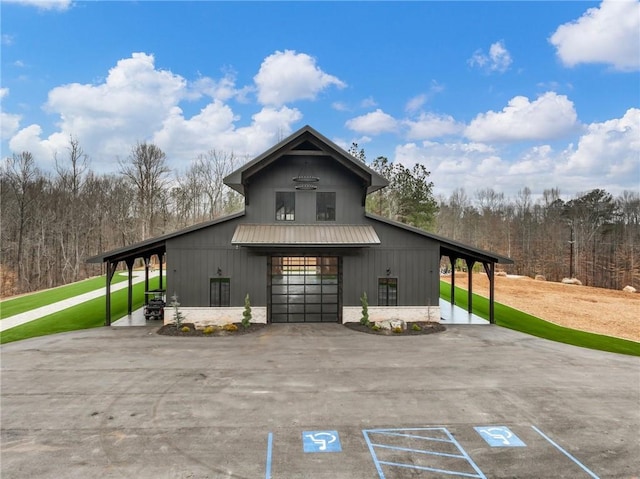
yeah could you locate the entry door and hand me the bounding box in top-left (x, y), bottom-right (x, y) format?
top-left (270, 256), bottom-right (339, 323)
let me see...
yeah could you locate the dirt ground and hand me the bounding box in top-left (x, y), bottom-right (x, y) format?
top-left (441, 274), bottom-right (639, 343)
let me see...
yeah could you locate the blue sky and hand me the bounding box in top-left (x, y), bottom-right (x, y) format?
top-left (1, 0), bottom-right (638, 200)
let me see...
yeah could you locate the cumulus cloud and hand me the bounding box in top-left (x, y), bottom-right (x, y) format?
top-left (4, 0), bottom-right (72, 11)
top-left (5, 52), bottom-right (304, 168)
top-left (345, 109), bottom-right (398, 135)
top-left (561, 108), bottom-right (640, 176)
top-left (404, 113), bottom-right (463, 140)
top-left (550, 0), bottom-right (640, 71)
top-left (254, 50), bottom-right (345, 106)
top-left (465, 92), bottom-right (578, 142)
top-left (468, 40), bottom-right (513, 73)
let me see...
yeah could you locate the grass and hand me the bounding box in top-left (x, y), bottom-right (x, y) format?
top-left (0, 276), bottom-right (160, 344)
top-left (440, 281), bottom-right (640, 357)
top-left (0, 274), bottom-right (130, 319)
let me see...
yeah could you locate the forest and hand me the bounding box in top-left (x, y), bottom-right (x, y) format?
top-left (1, 137), bottom-right (638, 297)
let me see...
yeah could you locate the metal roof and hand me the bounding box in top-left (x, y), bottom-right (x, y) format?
top-left (365, 213), bottom-right (514, 265)
top-left (231, 224), bottom-right (381, 246)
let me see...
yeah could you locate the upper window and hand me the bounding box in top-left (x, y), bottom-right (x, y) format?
top-left (316, 192), bottom-right (336, 221)
top-left (276, 192), bottom-right (295, 221)
top-left (378, 278), bottom-right (398, 306)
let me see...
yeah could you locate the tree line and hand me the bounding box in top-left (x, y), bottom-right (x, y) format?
top-left (1, 138), bottom-right (638, 296)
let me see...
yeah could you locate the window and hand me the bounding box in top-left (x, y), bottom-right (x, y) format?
top-left (378, 278), bottom-right (398, 306)
top-left (210, 278), bottom-right (230, 307)
top-left (316, 192), bottom-right (336, 221)
top-left (276, 192), bottom-right (295, 221)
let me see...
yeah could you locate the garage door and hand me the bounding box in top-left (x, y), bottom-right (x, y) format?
top-left (270, 256), bottom-right (339, 323)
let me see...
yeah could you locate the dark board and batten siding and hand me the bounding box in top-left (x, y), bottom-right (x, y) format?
top-left (166, 216), bottom-right (266, 308)
top-left (342, 217), bottom-right (441, 308)
top-left (244, 155), bottom-right (366, 224)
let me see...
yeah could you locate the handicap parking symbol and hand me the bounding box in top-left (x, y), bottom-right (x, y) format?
top-left (302, 430), bottom-right (342, 453)
top-left (475, 426), bottom-right (526, 447)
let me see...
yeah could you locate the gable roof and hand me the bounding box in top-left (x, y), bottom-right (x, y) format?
top-left (86, 211), bottom-right (245, 264)
top-left (224, 125), bottom-right (389, 197)
top-left (366, 213), bottom-right (513, 265)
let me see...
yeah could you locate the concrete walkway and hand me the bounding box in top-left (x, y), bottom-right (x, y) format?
top-left (0, 271), bottom-right (160, 332)
top-left (439, 298), bottom-right (487, 324)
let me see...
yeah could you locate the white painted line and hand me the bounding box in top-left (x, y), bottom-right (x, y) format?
top-left (531, 426), bottom-right (600, 479)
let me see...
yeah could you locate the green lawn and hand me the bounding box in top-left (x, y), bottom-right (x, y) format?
top-left (0, 277), bottom-right (160, 344)
top-left (440, 281), bottom-right (640, 357)
top-left (0, 274), bottom-right (130, 319)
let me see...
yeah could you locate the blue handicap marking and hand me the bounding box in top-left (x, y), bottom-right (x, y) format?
top-left (302, 430), bottom-right (342, 453)
top-left (475, 426), bottom-right (526, 447)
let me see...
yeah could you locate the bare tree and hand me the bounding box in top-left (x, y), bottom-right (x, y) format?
top-left (119, 142), bottom-right (171, 240)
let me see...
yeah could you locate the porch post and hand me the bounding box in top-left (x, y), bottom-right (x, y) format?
top-left (126, 258), bottom-right (135, 316)
top-left (159, 253), bottom-right (164, 291)
top-left (449, 255), bottom-right (457, 306)
top-left (467, 260), bottom-right (475, 314)
top-left (105, 261), bottom-right (117, 326)
top-left (144, 256), bottom-right (150, 305)
top-left (483, 262), bottom-right (495, 324)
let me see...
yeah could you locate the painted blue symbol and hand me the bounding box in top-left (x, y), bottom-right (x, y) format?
top-left (302, 430), bottom-right (342, 452)
top-left (475, 426), bottom-right (526, 447)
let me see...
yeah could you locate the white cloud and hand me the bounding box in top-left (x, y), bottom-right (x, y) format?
top-left (2, 34), bottom-right (15, 46)
top-left (361, 97), bottom-right (377, 108)
top-left (560, 108), bottom-right (640, 177)
top-left (404, 113), bottom-right (463, 140)
top-left (394, 108), bottom-right (639, 200)
top-left (5, 52), bottom-right (304, 168)
top-left (254, 50), bottom-right (345, 106)
top-left (465, 92), bottom-right (578, 142)
top-left (405, 94), bottom-right (427, 113)
top-left (1, 113), bottom-right (22, 141)
top-left (331, 102), bottom-right (349, 112)
top-left (345, 109), bottom-right (398, 135)
top-left (468, 40), bottom-right (513, 73)
top-left (550, 0), bottom-right (640, 71)
top-left (4, 0), bottom-right (72, 11)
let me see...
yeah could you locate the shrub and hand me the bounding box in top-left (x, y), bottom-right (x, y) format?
top-left (181, 326), bottom-right (190, 333)
top-left (412, 323), bottom-right (422, 331)
top-left (360, 292), bottom-right (370, 326)
top-left (169, 293), bottom-right (185, 329)
top-left (223, 323), bottom-right (238, 332)
top-left (371, 324), bottom-right (381, 332)
top-left (242, 293), bottom-right (252, 328)
top-left (203, 325), bottom-right (215, 335)
top-left (392, 326), bottom-right (403, 334)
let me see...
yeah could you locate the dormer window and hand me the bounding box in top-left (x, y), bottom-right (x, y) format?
top-left (316, 192), bottom-right (336, 221)
top-left (276, 192), bottom-right (295, 221)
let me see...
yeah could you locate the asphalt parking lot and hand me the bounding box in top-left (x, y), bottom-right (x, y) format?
top-left (1, 323), bottom-right (638, 479)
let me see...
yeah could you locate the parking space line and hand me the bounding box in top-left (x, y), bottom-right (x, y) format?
top-left (370, 442), bottom-right (466, 459)
top-left (532, 426), bottom-right (600, 479)
top-left (363, 427), bottom-right (487, 479)
top-left (265, 432), bottom-right (273, 479)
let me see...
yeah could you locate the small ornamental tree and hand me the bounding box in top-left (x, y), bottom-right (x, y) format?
top-left (360, 292), bottom-right (370, 326)
top-left (242, 293), bottom-right (252, 328)
top-left (170, 293), bottom-right (184, 329)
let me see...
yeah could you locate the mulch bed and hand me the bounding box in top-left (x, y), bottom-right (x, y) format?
top-left (344, 321), bottom-right (446, 336)
top-left (157, 323), bottom-right (267, 337)
top-left (157, 321), bottom-right (445, 337)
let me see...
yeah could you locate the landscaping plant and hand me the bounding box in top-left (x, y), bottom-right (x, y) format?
top-left (242, 293), bottom-right (252, 328)
top-left (169, 293), bottom-right (184, 329)
top-left (360, 292), bottom-right (370, 326)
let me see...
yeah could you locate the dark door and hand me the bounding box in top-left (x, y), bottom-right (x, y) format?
top-left (270, 256), bottom-right (339, 323)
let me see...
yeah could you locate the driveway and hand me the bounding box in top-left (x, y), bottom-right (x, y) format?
top-left (1, 323), bottom-right (638, 478)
